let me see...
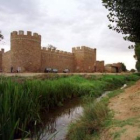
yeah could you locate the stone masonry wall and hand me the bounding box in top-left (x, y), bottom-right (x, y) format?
top-left (1, 31), bottom-right (99, 73)
top-left (72, 46), bottom-right (96, 72)
top-left (41, 47), bottom-right (74, 72)
top-left (96, 61), bottom-right (104, 72)
top-left (10, 31), bottom-right (41, 72)
top-left (112, 63), bottom-right (122, 72)
top-left (2, 51), bottom-right (11, 72)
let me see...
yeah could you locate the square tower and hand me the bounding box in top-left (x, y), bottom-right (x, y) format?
top-left (72, 46), bottom-right (96, 72)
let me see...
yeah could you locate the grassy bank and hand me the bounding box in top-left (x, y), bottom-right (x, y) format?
top-left (66, 74), bottom-right (140, 140)
top-left (0, 74), bottom-right (139, 140)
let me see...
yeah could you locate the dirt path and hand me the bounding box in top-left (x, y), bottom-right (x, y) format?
top-left (101, 80), bottom-right (140, 140)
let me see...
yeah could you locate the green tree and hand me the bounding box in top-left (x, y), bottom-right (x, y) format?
top-left (102, 0), bottom-right (140, 72)
top-left (135, 43), bottom-right (140, 71)
top-left (102, 0), bottom-right (140, 42)
top-left (121, 63), bottom-right (127, 72)
top-left (0, 31), bottom-right (3, 41)
top-left (130, 69), bottom-right (136, 73)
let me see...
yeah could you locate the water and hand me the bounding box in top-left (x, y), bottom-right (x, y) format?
top-left (37, 98), bottom-right (83, 140)
top-left (36, 91), bottom-right (112, 140)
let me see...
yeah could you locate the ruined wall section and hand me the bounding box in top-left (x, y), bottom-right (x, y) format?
top-left (41, 47), bottom-right (74, 72)
top-left (10, 31), bottom-right (41, 72)
top-left (105, 66), bottom-right (116, 73)
top-left (72, 46), bottom-right (96, 72)
top-left (96, 61), bottom-right (104, 72)
top-left (112, 63), bottom-right (122, 72)
top-left (2, 51), bottom-right (11, 72)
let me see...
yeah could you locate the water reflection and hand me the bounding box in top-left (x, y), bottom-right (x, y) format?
top-left (37, 98), bottom-right (83, 140)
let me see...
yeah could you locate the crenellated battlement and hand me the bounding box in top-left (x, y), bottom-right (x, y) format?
top-left (0, 48), bottom-right (4, 54)
top-left (72, 46), bottom-right (96, 53)
top-left (96, 60), bottom-right (104, 63)
top-left (1, 30), bottom-right (106, 73)
top-left (41, 47), bottom-right (73, 56)
top-left (11, 30), bottom-right (41, 42)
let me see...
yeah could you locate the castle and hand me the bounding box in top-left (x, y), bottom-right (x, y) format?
top-left (0, 30), bottom-right (105, 73)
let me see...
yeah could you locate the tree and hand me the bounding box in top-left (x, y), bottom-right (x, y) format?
top-left (102, 0), bottom-right (140, 72)
top-left (0, 31), bottom-right (3, 41)
top-left (135, 43), bottom-right (140, 71)
top-left (130, 69), bottom-right (136, 73)
top-left (102, 0), bottom-right (140, 43)
top-left (121, 63), bottom-right (127, 72)
top-left (47, 44), bottom-right (56, 50)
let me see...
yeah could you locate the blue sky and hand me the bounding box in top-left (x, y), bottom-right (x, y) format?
top-left (0, 0), bottom-right (136, 70)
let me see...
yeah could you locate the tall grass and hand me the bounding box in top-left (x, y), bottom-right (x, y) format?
top-left (0, 74), bottom-right (139, 139)
top-left (66, 101), bottom-right (109, 140)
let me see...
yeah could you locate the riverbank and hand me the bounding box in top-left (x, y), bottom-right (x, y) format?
top-left (0, 74), bottom-right (139, 140)
top-left (99, 79), bottom-right (140, 140)
top-left (66, 74), bottom-right (140, 140)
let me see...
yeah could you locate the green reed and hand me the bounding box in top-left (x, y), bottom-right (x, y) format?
top-left (0, 74), bottom-right (139, 140)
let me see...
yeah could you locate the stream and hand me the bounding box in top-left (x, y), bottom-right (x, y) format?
top-left (37, 98), bottom-right (83, 140)
top-left (35, 91), bottom-right (111, 140)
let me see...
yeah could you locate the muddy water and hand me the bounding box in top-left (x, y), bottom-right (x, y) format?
top-left (38, 98), bottom-right (83, 140)
top-left (36, 91), bottom-right (111, 140)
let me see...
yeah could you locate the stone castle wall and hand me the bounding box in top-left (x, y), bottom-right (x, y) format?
top-left (105, 66), bottom-right (116, 73)
top-left (10, 31), bottom-right (41, 72)
top-left (72, 46), bottom-right (96, 72)
top-left (96, 61), bottom-right (104, 72)
top-left (41, 47), bottom-right (74, 72)
top-left (112, 63), bottom-right (122, 72)
top-left (2, 51), bottom-right (11, 72)
top-left (0, 30), bottom-right (105, 73)
top-left (105, 63), bottom-right (122, 73)
top-left (0, 49), bottom-right (4, 71)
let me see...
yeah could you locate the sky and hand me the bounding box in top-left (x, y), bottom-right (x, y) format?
top-left (0, 0), bottom-right (136, 70)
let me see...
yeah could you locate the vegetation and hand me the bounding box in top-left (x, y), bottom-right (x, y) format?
top-left (130, 69), bottom-right (136, 73)
top-left (0, 74), bottom-right (139, 139)
top-left (66, 88), bottom-right (125, 140)
top-left (66, 101), bottom-right (109, 140)
top-left (121, 63), bottom-right (127, 72)
top-left (135, 43), bottom-right (140, 72)
top-left (0, 31), bottom-right (3, 41)
top-left (102, 0), bottom-right (140, 72)
top-left (102, 0), bottom-right (140, 43)
top-left (66, 74), bottom-right (140, 140)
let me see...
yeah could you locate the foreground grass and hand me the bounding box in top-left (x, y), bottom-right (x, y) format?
top-left (66, 74), bottom-right (140, 140)
top-left (0, 74), bottom-right (139, 140)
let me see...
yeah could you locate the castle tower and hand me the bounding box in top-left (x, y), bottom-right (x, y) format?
top-left (10, 30), bottom-right (41, 72)
top-left (72, 46), bottom-right (96, 72)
